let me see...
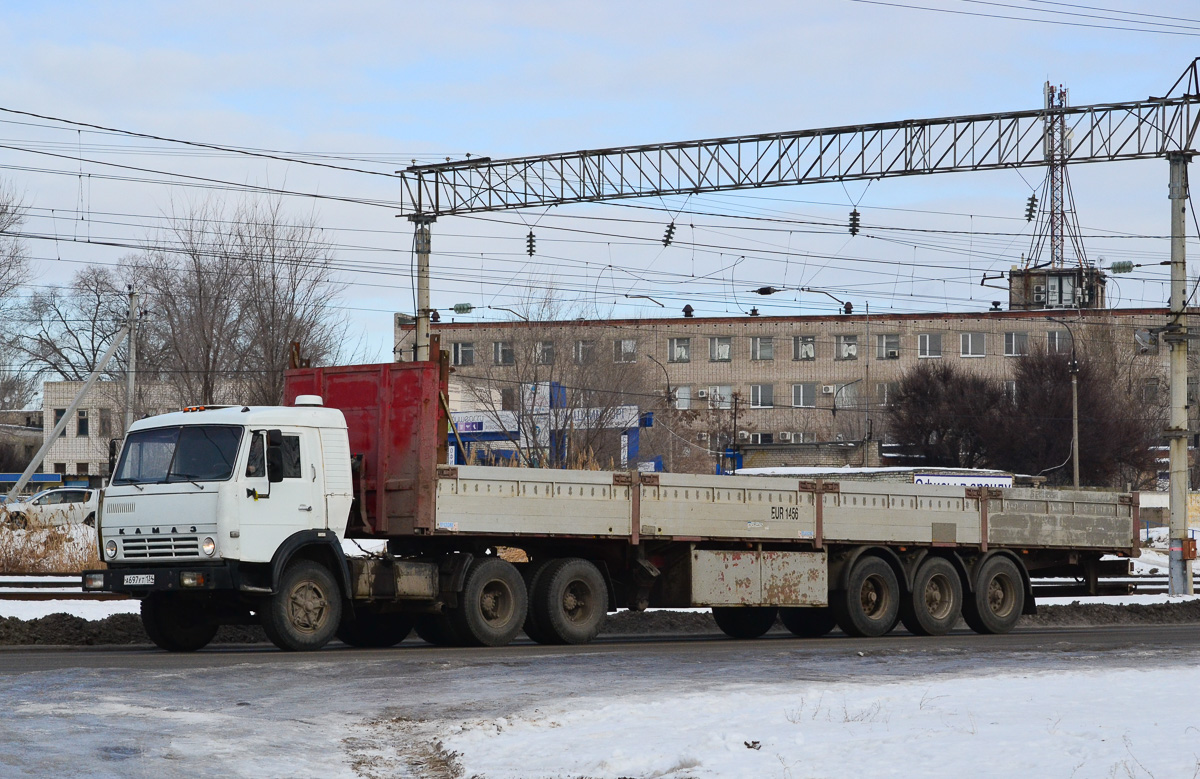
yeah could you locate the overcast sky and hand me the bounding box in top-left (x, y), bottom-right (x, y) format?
top-left (2, 1), bottom-right (1199, 360)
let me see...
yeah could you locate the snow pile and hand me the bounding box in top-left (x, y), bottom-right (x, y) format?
top-left (441, 666), bottom-right (1200, 778)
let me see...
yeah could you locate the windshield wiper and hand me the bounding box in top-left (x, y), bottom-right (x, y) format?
top-left (169, 473), bottom-right (205, 489)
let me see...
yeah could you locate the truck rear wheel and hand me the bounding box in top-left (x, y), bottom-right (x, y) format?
top-left (336, 607), bottom-right (414, 648)
top-left (962, 555), bottom-right (1024, 635)
top-left (141, 594), bottom-right (217, 652)
top-left (521, 558), bottom-right (557, 644)
top-left (531, 558), bottom-right (608, 645)
top-left (900, 557), bottom-right (963, 636)
top-left (450, 558), bottom-right (528, 647)
top-left (261, 559), bottom-right (343, 651)
top-left (779, 607), bottom-right (837, 638)
top-left (832, 555), bottom-right (900, 638)
top-left (712, 606), bottom-right (778, 639)
top-left (414, 613), bottom-right (464, 646)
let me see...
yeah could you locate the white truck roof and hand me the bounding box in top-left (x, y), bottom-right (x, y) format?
top-left (128, 405), bottom-right (347, 432)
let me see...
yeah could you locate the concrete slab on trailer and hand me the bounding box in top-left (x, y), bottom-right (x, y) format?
top-left (822, 482), bottom-right (982, 546)
top-left (987, 488), bottom-right (1135, 550)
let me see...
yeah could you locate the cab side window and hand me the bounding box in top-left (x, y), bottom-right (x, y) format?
top-left (245, 434), bottom-right (265, 478)
top-left (281, 435), bottom-right (302, 479)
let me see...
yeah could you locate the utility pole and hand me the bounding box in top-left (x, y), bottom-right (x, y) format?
top-left (1166, 152), bottom-right (1194, 596)
top-left (123, 289), bottom-right (138, 435)
top-left (409, 215), bottom-right (435, 361)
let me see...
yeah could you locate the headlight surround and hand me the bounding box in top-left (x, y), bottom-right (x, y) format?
top-left (104, 539), bottom-right (117, 559)
top-left (201, 537), bottom-right (216, 557)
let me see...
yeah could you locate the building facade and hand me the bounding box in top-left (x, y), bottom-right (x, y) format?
top-left (398, 307), bottom-right (1175, 451)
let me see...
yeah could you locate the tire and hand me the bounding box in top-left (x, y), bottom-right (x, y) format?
top-left (261, 560), bottom-right (343, 652)
top-left (7, 513), bottom-right (27, 530)
top-left (450, 558), bottom-right (528, 647)
top-left (414, 613), bottom-right (464, 646)
top-left (962, 555), bottom-right (1025, 635)
top-left (336, 607), bottom-right (414, 648)
top-left (832, 555), bottom-right (900, 638)
top-left (900, 557), bottom-right (963, 636)
top-left (531, 558), bottom-right (608, 645)
top-left (779, 607), bottom-right (838, 638)
top-left (712, 606), bottom-right (778, 639)
top-left (521, 558), bottom-right (557, 644)
top-left (140, 594), bottom-right (217, 652)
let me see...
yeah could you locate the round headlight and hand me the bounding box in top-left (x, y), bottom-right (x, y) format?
top-left (202, 537), bottom-right (216, 557)
top-left (104, 539), bottom-right (118, 559)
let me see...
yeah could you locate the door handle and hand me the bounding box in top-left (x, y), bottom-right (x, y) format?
top-left (299, 504), bottom-right (313, 512)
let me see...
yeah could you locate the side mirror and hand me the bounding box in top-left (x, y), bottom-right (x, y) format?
top-left (267, 429), bottom-right (284, 447)
top-left (267, 448), bottom-right (284, 483)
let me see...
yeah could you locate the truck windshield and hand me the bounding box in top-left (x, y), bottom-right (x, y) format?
top-left (113, 425), bottom-right (243, 484)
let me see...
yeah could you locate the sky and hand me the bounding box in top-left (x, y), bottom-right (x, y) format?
top-left (2, 1), bottom-right (1200, 361)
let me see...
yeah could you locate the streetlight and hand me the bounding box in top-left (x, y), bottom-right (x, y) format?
top-left (1046, 316), bottom-right (1080, 489)
top-left (645, 354), bottom-right (674, 406)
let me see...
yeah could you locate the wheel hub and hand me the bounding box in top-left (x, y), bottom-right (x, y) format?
top-left (289, 582), bottom-right (329, 633)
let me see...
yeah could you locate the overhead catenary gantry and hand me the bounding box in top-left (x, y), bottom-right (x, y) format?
top-left (398, 59), bottom-right (1200, 595)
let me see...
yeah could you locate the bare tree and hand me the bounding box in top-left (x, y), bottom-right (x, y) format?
top-left (0, 180), bottom-right (34, 408)
top-left (14, 266), bottom-right (127, 381)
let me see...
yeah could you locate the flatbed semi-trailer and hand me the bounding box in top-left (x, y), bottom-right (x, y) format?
top-left (83, 359), bottom-right (1139, 651)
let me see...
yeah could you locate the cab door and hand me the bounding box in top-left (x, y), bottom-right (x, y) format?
top-left (239, 428), bottom-right (323, 564)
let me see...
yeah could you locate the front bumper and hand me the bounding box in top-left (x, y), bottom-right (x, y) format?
top-left (83, 562), bottom-right (239, 595)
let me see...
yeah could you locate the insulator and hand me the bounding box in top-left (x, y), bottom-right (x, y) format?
top-left (662, 222), bottom-right (676, 247)
top-left (526, 230), bottom-right (536, 257)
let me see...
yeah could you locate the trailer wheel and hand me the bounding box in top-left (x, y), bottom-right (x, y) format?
top-left (336, 607), bottom-right (414, 648)
top-left (141, 594), bottom-right (217, 652)
top-left (532, 558), bottom-right (608, 645)
top-left (712, 606), bottom-right (778, 639)
top-left (779, 607), bottom-right (837, 638)
top-left (521, 558), bottom-right (557, 644)
top-left (450, 558), bottom-right (528, 647)
top-left (261, 559), bottom-right (343, 651)
top-left (962, 556), bottom-right (1024, 635)
top-left (900, 557), bottom-right (962, 636)
top-left (832, 555), bottom-right (900, 638)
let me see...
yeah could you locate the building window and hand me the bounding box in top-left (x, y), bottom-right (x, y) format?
top-left (675, 386), bottom-right (692, 410)
top-left (53, 463), bottom-right (66, 475)
top-left (875, 382), bottom-right (900, 406)
top-left (535, 341), bottom-right (555, 365)
top-left (750, 432), bottom-right (774, 445)
top-left (709, 337), bottom-right (732, 362)
top-left (918, 333), bottom-right (942, 358)
top-left (614, 339), bottom-right (637, 363)
top-left (668, 338), bottom-right (691, 363)
top-left (835, 335), bottom-right (858, 361)
top-left (750, 384), bottom-right (774, 408)
top-left (77, 410), bottom-right (88, 437)
top-left (751, 337), bottom-right (774, 361)
top-left (1004, 380), bottom-right (1018, 402)
top-left (500, 387), bottom-right (517, 411)
top-left (961, 332), bottom-right (985, 357)
top-left (99, 408), bottom-right (112, 437)
top-left (54, 408), bottom-right (66, 437)
top-left (793, 335), bottom-right (816, 361)
top-left (574, 340), bottom-right (595, 364)
top-left (876, 334), bottom-right (900, 359)
top-left (1047, 330), bottom-right (1070, 354)
top-left (835, 383), bottom-right (859, 406)
top-left (452, 342), bottom-right (475, 366)
top-left (77, 462), bottom-right (89, 475)
top-left (492, 341), bottom-right (514, 365)
top-left (708, 385), bottom-right (733, 409)
top-left (1004, 331), bottom-right (1029, 357)
top-left (792, 383), bottom-right (816, 408)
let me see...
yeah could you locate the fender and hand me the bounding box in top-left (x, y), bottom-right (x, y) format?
top-left (268, 530), bottom-right (353, 599)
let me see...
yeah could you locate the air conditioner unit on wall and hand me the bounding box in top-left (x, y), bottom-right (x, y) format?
top-left (779, 431), bottom-right (793, 442)
top-left (737, 430), bottom-right (750, 441)
top-left (1033, 285), bottom-right (1046, 303)
top-left (821, 385), bottom-right (835, 395)
top-left (886, 349), bottom-right (899, 359)
top-left (696, 389), bottom-right (709, 399)
top-left (696, 432), bottom-right (709, 441)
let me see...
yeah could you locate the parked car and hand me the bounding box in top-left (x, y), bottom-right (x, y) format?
top-left (2, 487), bottom-right (98, 528)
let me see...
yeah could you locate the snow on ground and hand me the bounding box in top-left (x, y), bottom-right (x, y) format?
top-left (435, 665), bottom-right (1200, 779)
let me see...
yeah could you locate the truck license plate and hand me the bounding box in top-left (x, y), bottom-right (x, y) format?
top-left (123, 574), bottom-right (155, 586)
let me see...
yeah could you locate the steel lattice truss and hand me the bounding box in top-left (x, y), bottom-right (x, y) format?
top-left (400, 94), bottom-right (1200, 217)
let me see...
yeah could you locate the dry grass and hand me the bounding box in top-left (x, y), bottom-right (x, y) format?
top-left (0, 516), bottom-right (103, 573)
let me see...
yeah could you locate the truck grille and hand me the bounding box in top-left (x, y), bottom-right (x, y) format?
top-left (120, 535), bottom-right (201, 559)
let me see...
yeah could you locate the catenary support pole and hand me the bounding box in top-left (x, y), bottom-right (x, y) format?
top-left (123, 289), bottom-right (138, 435)
top-left (5, 325), bottom-right (130, 502)
top-left (409, 214), bottom-right (435, 361)
top-left (1167, 152), bottom-right (1194, 596)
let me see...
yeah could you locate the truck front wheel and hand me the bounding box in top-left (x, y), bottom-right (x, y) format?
top-left (450, 558), bottom-right (527, 647)
top-left (261, 559), bottom-right (343, 651)
top-left (141, 593), bottom-right (217, 652)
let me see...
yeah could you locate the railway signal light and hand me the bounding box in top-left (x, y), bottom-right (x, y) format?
top-left (848, 209), bottom-right (860, 236)
top-left (526, 230), bottom-right (536, 256)
top-left (1025, 194), bottom-right (1038, 221)
top-left (662, 222), bottom-right (676, 246)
